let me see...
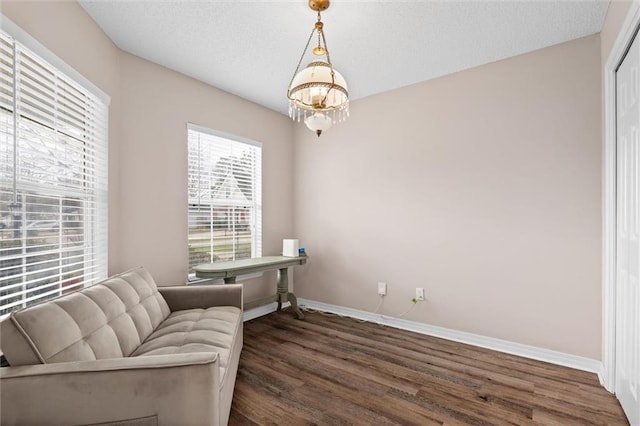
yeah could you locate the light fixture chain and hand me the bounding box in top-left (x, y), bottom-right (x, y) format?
top-left (287, 27), bottom-right (316, 98)
top-left (319, 28), bottom-right (337, 107)
top-left (316, 11), bottom-right (323, 54)
top-left (320, 28), bottom-right (332, 69)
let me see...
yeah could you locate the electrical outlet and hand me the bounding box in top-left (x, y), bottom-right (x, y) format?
top-left (378, 282), bottom-right (387, 296)
top-left (415, 287), bottom-right (425, 301)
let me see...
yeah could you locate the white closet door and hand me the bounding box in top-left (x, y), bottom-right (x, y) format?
top-left (616, 28), bottom-right (640, 426)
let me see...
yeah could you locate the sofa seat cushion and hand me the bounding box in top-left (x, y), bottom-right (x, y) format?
top-left (131, 306), bottom-right (241, 385)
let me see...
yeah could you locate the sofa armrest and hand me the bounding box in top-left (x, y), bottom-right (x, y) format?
top-left (0, 353), bottom-right (220, 426)
top-left (158, 284), bottom-right (243, 311)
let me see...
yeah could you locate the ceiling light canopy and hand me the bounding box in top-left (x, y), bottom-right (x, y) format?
top-left (287, 0), bottom-right (349, 138)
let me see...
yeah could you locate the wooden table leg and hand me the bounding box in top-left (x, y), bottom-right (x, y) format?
top-left (277, 267), bottom-right (304, 319)
top-left (287, 292), bottom-right (304, 320)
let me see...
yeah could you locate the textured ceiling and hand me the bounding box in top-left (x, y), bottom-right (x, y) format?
top-left (78, 1), bottom-right (609, 115)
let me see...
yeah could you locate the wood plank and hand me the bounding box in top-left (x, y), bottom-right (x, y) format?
top-left (230, 311), bottom-right (628, 426)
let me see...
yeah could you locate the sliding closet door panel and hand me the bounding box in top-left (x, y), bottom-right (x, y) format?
top-left (615, 29), bottom-right (640, 426)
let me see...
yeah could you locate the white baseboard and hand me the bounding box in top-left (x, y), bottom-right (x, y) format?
top-left (243, 301), bottom-right (290, 322)
top-left (297, 298), bottom-right (604, 376)
top-left (598, 363), bottom-right (609, 389)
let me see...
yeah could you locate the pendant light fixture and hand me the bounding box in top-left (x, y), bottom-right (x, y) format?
top-left (287, 0), bottom-right (349, 137)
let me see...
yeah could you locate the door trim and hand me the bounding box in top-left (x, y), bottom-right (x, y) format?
top-left (603, 0), bottom-right (640, 393)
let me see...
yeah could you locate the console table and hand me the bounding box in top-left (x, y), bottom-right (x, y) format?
top-left (193, 256), bottom-right (308, 319)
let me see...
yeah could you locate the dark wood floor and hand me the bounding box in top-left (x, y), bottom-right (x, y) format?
top-left (229, 310), bottom-right (628, 425)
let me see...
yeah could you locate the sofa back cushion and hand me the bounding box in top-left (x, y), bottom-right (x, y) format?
top-left (0, 267), bottom-right (171, 366)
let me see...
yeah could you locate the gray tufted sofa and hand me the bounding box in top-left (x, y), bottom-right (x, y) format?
top-left (0, 267), bottom-right (243, 426)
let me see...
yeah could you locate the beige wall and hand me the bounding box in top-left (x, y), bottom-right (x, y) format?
top-left (293, 35), bottom-right (602, 359)
top-left (2, 1), bottom-right (295, 301)
top-left (118, 52), bottom-right (294, 297)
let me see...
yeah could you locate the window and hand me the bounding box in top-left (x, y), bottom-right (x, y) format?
top-left (0, 29), bottom-right (109, 317)
top-left (187, 124), bottom-right (262, 272)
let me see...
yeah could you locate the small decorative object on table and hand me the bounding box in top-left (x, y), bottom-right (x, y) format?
top-left (282, 239), bottom-right (299, 257)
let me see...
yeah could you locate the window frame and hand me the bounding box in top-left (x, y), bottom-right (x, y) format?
top-left (0, 17), bottom-right (110, 318)
top-left (186, 123), bottom-right (262, 281)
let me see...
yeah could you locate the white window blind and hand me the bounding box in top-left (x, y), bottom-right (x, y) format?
top-left (0, 29), bottom-right (108, 317)
top-left (187, 124), bottom-right (262, 272)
